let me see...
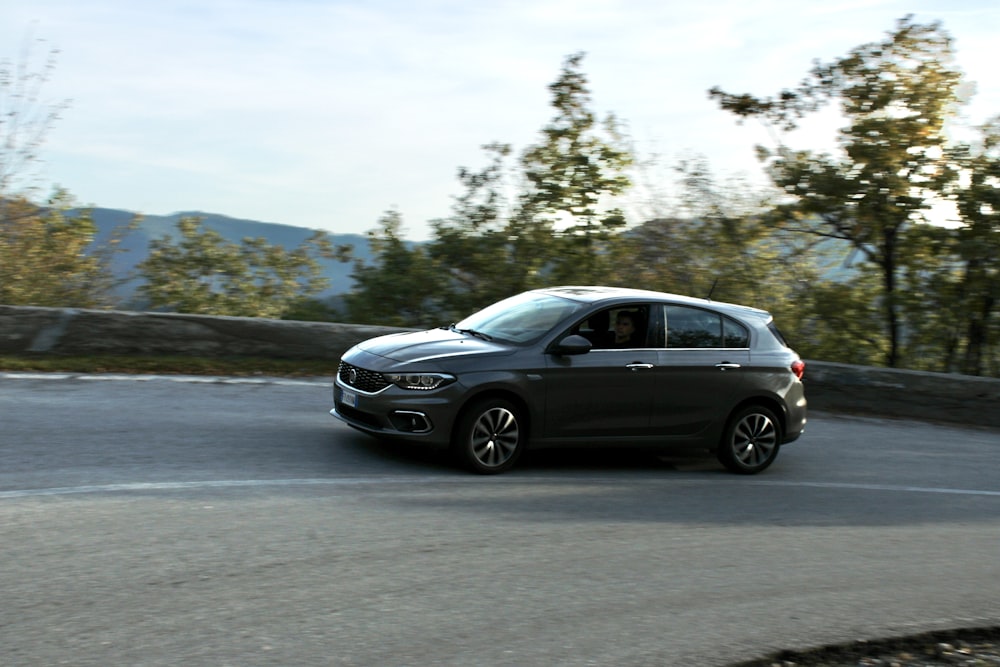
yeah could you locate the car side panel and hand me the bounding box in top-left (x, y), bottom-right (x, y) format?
top-left (542, 349), bottom-right (658, 437)
top-left (650, 349), bottom-right (750, 436)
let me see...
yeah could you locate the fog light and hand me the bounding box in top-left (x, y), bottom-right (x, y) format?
top-left (389, 410), bottom-right (432, 433)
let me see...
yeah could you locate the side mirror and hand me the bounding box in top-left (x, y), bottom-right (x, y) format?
top-left (550, 334), bottom-right (592, 356)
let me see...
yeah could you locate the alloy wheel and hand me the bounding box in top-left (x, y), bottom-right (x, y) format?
top-left (470, 406), bottom-right (520, 469)
top-left (718, 406), bottom-right (781, 474)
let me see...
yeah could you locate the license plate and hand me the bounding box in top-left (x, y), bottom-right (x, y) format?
top-left (341, 389), bottom-right (358, 408)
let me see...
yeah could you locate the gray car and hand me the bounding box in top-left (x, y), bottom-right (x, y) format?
top-left (330, 286), bottom-right (806, 474)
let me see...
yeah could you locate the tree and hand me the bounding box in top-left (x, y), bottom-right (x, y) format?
top-left (942, 117), bottom-right (1000, 375)
top-left (710, 17), bottom-right (963, 368)
top-left (796, 264), bottom-right (888, 365)
top-left (0, 36), bottom-right (70, 199)
top-left (137, 217), bottom-right (335, 318)
top-left (341, 210), bottom-right (446, 327)
top-left (608, 156), bottom-right (843, 360)
top-left (0, 191), bottom-right (129, 307)
top-left (427, 143), bottom-right (528, 316)
top-left (342, 53), bottom-right (637, 328)
top-left (520, 52), bottom-right (634, 283)
top-left (0, 36), bottom-right (128, 308)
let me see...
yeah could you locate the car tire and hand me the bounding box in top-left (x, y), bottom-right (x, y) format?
top-left (453, 398), bottom-right (525, 474)
top-left (717, 405), bottom-right (781, 474)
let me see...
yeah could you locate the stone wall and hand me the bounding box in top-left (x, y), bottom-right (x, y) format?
top-left (802, 360), bottom-right (1000, 427)
top-left (0, 305), bottom-right (405, 360)
top-left (2, 305), bottom-right (998, 428)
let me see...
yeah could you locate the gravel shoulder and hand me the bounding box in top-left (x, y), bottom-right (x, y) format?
top-left (733, 627), bottom-right (1000, 666)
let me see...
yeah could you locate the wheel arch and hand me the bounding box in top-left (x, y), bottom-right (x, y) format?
top-left (725, 395), bottom-right (787, 441)
top-left (716, 400), bottom-right (783, 474)
top-left (452, 388), bottom-right (533, 446)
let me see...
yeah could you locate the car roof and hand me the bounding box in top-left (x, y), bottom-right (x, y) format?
top-left (535, 285), bottom-right (772, 320)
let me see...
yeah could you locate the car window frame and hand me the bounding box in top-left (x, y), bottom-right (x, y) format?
top-left (558, 302), bottom-right (659, 351)
top-left (662, 304), bottom-right (751, 350)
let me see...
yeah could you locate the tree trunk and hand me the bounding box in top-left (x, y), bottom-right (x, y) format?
top-left (963, 293), bottom-right (995, 376)
top-left (882, 232), bottom-right (900, 368)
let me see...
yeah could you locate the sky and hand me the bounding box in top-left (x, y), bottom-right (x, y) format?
top-left (2, 0), bottom-right (998, 241)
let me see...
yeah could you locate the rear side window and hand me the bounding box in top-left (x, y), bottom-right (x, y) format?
top-left (666, 305), bottom-right (750, 349)
top-left (723, 317), bottom-right (750, 347)
top-left (667, 306), bottom-right (717, 347)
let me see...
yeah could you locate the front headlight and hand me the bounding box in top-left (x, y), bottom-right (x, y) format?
top-left (386, 373), bottom-right (456, 391)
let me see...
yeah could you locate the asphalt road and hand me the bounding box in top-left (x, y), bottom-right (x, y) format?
top-left (1, 373), bottom-right (998, 667)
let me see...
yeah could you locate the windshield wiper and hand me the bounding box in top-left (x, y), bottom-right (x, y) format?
top-left (448, 324), bottom-right (493, 341)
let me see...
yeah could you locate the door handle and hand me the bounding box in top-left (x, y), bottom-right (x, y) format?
top-left (626, 363), bottom-right (654, 371)
top-left (715, 362), bottom-right (741, 371)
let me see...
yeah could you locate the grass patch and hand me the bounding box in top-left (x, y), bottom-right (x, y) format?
top-left (0, 354), bottom-right (336, 377)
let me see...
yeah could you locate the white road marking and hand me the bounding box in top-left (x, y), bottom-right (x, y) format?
top-left (3, 372), bottom-right (997, 500)
top-left (0, 478), bottom-right (435, 499)
top-left (745, 480), bottom-right (1000, 496)
top-left (1, 477), bottom-right (998, 500)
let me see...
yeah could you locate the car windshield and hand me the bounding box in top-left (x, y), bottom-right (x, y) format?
top-left (455, 292), bottom-right (584, 344)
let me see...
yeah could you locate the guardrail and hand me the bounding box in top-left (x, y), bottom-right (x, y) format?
top-left (3, 305), bottom-right (998, 428)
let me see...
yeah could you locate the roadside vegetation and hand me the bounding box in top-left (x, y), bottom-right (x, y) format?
top-left (2, 17), bottom-right (999, 376)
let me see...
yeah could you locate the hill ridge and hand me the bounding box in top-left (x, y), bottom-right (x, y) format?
top-left (86, 207), bottom-right (374, 305)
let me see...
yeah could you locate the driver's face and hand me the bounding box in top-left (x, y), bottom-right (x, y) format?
top-left (615, 316), bottom-right (634, 339)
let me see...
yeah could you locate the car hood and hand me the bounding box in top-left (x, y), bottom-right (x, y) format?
top-left (357, 328), bottom-right (513, 364)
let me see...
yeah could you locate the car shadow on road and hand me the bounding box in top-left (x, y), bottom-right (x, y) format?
top-left (354, 434), bottom-right (796, 482)
top-left (328, 433), bottom-right (1000, 528)
top-left (328, 430), bottom-right (463, 474)
top-left (330, 427), bottom-right (727, 476)
top-left (520, 447), bottom-right (725, 473)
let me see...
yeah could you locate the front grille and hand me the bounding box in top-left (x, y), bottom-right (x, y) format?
top-left (338, 361), bottom-right (391, 393)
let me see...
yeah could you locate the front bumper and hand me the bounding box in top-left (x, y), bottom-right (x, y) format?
top-left (330, 377), bottom-right (459, 448)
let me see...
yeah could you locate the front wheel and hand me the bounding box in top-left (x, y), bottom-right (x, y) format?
top-left (717, 405), bottom-right (781, 474)
top-left (452, 398), bottom-right (525, 474)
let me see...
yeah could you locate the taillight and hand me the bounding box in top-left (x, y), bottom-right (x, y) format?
top-left (791, 360), bottom-right (805, 380)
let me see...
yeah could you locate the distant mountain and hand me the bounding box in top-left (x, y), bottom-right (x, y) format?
top-left (84, 209), bottom-right (861, 311)
top-left (85, 208), bottom-right (375, 307)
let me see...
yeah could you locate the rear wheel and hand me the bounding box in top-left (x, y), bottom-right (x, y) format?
top-left (452, 398), bottom-right (524, 474)
top-left (717, 405), bottom-right (781, 474)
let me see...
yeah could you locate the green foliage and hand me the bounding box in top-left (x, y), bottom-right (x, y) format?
top-left (0, 38), bottom-right (128, 309)
top-left (427, 143), bottom-right (533, 316)
top-left (520, 52), bottom-right (634, 284)
top-left (343, 53), bottom-right (637, 325)
top-left (614, 159), bottom-right (802, 295)
top-left (279, 297), bottom-right (341, 323)
top-left (341, 210), bottom-right (446, 327)
top-left (793, 266), bottom-right (888, 365)
top-left (137, 217), bottom-right (334, 318)
top-left (890, 222), bottom-right (963, 371)
top-left (710, 16), bottom-right (964, 368)
top-left (0, 192), bottom-right (130, 307)
top-left (935, 117), bottom-right (1000, 375)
